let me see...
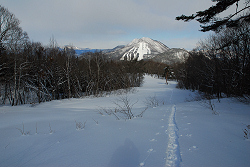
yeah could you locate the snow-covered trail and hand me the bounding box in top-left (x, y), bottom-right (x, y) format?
top-left (0, 75), bottom-right (193, 167)
top-left (165, 105), bottom-right (181, 167)
top-left (2, 75), bottom-right (249, 166)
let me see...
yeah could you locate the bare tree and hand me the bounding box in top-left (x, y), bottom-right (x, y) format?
top-left (0, 5), bottom-right (23, 53)
top-left (178, 20), bottom-right (250, 98)
top-left (0, 5), bottom-right (31, 105)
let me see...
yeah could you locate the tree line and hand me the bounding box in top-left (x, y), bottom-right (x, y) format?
top-left (175, 21), bottom-right (250, 98)
top-left (175, 0), bottom-right (250, 99)
top-left (0, 5), bottom-right (169, 106)
top-left (0, 40), bottom-right (148, 105)
top-left (0, 42), bottom-right (168, 106)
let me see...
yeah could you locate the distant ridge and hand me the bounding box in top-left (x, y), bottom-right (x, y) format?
top-left (105, 37), bottom-right (169, 61)
top-left (105, 37), bottom-right (188, 64)
top-left (69, 37), bottom-right (189, 64)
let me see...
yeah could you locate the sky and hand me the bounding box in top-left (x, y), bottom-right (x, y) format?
top-left (0, 0), bottom-right (244, 50)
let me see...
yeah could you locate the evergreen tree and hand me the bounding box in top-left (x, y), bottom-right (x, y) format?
top-left (176, 0), bottom-right (250, 32)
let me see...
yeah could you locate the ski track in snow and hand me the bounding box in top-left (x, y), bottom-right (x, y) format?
top-left (165, 105), bottom-right (181, 167)
top-left (165, 88), bottom-right (181, 167)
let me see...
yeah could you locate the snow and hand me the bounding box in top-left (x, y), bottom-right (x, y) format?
top-left (177, 99), bottom-right (250, 167)
top-left (121, 42), bottom-right (151, 61)
top-left (165, 105), bottom-right (181, 167)
top-left (1, 75), bottom-right (250, 167)
top-left (120, 37), bottom-right (169, 61)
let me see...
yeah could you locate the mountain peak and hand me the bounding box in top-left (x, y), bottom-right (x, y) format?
top-left (105, 37), bottom-right (188, 64)
top-left (120, 37), bottom-right (169, 61)
top-left (130, 37), bottom-right (151, 42)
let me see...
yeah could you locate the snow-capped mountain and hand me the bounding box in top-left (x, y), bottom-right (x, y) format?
top-left (62, 45), bottom-right (88, 50)
top-left (107, 37), bottom-right (170, 61)
top-left (61, 37), bottom-right (188, 64)
top-left (105, 37), bottom-right (188, 64)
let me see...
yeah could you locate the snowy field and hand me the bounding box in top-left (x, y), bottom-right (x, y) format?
top-left (0, 75), bottom-right (250, 167)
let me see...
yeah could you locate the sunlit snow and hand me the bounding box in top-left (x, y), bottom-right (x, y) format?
top-left (0, 75), bottom-right (250, 167)
top-left (120, 37), bottom-right (169, 61)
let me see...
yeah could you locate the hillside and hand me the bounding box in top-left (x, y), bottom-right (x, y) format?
top-left (151, 48), bottom-right (189, 64)
top-left (68, 37), bottom-right (188, 64)
top-left (1, 75), bottom-right (250, 167)
top-left (105, 37), bottom-right (188, 64)
top-left (106, 37), bottom-right (169, 61)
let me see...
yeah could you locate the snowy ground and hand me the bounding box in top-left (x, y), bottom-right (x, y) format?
top-left (0, 75), bottom-right (250, 167)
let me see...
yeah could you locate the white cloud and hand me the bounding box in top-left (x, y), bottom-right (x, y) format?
top-left (1, 0), bottom-right (217, 49)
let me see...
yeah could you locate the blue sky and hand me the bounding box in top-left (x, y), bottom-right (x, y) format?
top-left (1, 0), bottom-right (242, 50)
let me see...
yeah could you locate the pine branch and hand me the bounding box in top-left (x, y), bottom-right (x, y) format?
top-left (175, 0), bottom-right (250, 32)
top-left (200, 6), bottom-right (250, 32)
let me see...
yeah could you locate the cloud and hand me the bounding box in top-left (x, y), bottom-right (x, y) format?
top-left (1, 0), bottom-right (217, 49)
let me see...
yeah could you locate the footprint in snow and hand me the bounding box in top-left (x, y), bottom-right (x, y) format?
top-left (147, 148), bottom-right (154, 153)
top-left (139, 162), bottom-right (145, 166)
top-left (150, 139), bottom-right (157, 142)
top-left (188, 146), bottom-right (198, 151)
